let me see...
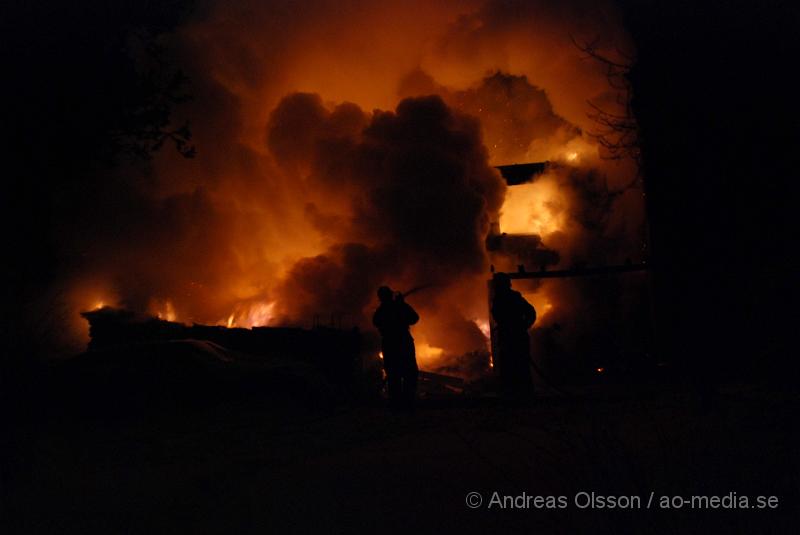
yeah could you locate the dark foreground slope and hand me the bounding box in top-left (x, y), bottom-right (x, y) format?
top-left (5, 385), bottom-right (797, 534)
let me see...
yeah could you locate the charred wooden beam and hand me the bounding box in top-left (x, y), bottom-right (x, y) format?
top-left (494, 161), bottom-right (549, 185)
top-left (501, 262), bottom-right (649, 280)
top-left (80, 307), bottom-right (363, 388)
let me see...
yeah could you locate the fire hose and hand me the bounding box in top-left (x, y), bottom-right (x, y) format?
top-left (397, 283), bottom-right (438, 299)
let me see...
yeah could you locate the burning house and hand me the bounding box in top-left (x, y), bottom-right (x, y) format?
top-left (32, 0), bottom-right (649, 390)
top-left (486, 160), bottom-right (651, 383)
top-left (487, 162), bottom-right (559, 272)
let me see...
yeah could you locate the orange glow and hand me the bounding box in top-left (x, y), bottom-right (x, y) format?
top-left (596, 367), bottom-right (605, 373)
top-left (475, 319), bottom-right (491, 339)
top-left (219, 300), bottom-right (276, 328)
top-left (238, 301), bottom-right (275, 328)
top-left (152, 299), bottom-right (177, 322)
top-left (499, 175), bottom-right (568, 237)
top-left (518, 288), bottom-right (556, 326)
top-left (73, 281), bottom-right (118, 316)
top-left (415, 342), bottom-right (445, 367)
top-left (63, 281), bottom-right (121, 353)
top-left (557, 136), bottom-right (598, 166)
top-left (56, 1), bottom-right (640, 371)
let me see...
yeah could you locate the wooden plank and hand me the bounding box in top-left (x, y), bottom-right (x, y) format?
top-left (502, 262), bottom-right (649, 280)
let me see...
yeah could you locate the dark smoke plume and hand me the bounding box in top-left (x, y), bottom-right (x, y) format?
top-left (269, 94), bottom-right (505, 332)
top-left (9, 0), bottom-right (643, 374)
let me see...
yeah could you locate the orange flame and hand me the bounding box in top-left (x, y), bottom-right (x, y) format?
top-left (499, 175), bottom-right (568, 237)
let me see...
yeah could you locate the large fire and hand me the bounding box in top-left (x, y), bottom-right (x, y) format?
top-left (222, 301), bottom-right (276, 328)
top-left (499, 174), bottom-right (568, 237)
top-left (62, 0), bottom-right (642, 373)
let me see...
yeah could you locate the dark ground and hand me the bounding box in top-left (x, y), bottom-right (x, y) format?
top-left (5, 383), bottom-right (797, 534)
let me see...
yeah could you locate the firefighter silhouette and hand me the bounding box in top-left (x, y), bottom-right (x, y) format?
top-left (373, 286), bottom-right (419, 407)
top-left (491, 273), bottom-right (536, 397)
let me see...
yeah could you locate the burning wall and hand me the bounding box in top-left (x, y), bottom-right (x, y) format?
top-left (57, 0), bottom-right (644, 374)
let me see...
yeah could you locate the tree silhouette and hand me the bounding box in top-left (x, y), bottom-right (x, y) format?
top-left (2, 1), bottom-right (196, 365)
top-left (572, 36), bottom-right (639, 162)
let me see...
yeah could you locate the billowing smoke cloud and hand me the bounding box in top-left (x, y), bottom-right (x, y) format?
top-left (267, 94), bottom-right (504, 362)
top-left (400, 70), bottom-right (580, 165)
top-left (47, 0), bottom-right (644, 376)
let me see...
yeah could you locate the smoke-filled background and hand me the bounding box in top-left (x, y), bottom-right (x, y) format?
top-left (9, 0), bottom-right (646, 375)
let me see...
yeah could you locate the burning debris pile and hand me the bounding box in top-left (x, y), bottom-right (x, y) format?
top-left (81, 306), bottom-right (365, 390)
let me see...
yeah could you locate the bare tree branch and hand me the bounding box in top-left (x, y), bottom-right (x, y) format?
top-left (571, 35), bottom-right (640, 162)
